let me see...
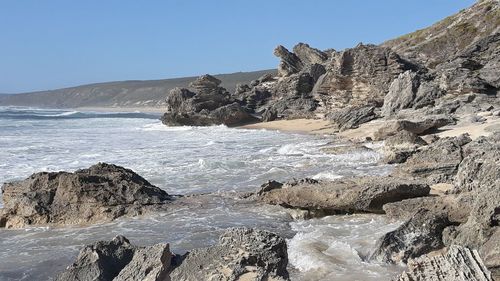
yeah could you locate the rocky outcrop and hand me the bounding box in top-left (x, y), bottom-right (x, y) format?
top-left (161, 75), bottom-right (258, 126)
top-left (170, 228), bottom-right (289, 280)
top-left (56, 228), bottom-right (289, 281)
top-left (55, 236), bottom-right (171, 281)
top-left (393, 134), bottom-right (472, 183)
top-left (370, 209), bottom-right (452, 264)
top-left (396, 245), bottom-right (493, 281)
top-left (0, 163), bottom-right (171, 228)
top-left (255, 176), bottom-right (430, 217)
top-left (313, 43), bottom-right (419, 113)
top-left (381, 71), bottom-right (443, 117)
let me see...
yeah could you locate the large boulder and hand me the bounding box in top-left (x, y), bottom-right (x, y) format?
top-left (0, 163), bottom-right (171, 228)
top-left (55, 236), bottom-right (171, 281)
top-left (256, 176), bottom-right (430, 217)
top-left (170, 228), bottom-right (289, 281)
top-left (370, 209), bottom-right (452, 264)
top-left (396, 245), bottom-right (493, 281)
top-left (381, 130), bottom-right (427, 164)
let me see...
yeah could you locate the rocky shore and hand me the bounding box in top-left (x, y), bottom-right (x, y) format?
top-left (0, 0), bottom-right (499, 280)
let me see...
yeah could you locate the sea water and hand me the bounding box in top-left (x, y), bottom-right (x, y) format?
top-left (0, 106), bottom-right (402, 280)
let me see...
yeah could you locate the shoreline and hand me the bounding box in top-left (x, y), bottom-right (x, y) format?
top-left (74, 106), bottom-right (165, 114)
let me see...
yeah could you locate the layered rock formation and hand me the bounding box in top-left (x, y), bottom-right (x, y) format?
top-left (0, 163), bottom-right (171, 228)
top-left (56, 228), bottom-right (290, 281)
top-left (161, 75), bottom-right (258, 126)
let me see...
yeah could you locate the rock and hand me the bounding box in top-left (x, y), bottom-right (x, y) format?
top-left (374, 115), bottom-right (454, 140)
top-left (55, 236), bottom-right (172, 281)
top-left (480, 229), bottom-right (500, 279)
top-left (257, 180), bottom-right (283, 196)
top-left (170, 227), bottom-right (289, 281)
top-left (422, 134), bottom-right (440, 144)
top-left (383, 195), bottom-right (473, 223)
top-left (370, 209), bottom-right (452, 264)
top-left (292, 43), bottom-right (328, 66)
top-left (257, 176), bottom-right (430, 216)
top-left (382, 71), bottom-right (443, 117)
top-left (313, 43), bottom-right (419, 113)
top-left (382, 130), bottom-right (427, 164)
top-left (395, 245), bottom-right (493, 281)
top-left (326, 105), bottom-right (377, 131)
top-left (0, 163), bottom-right (171, 228)
top-left (274, 45), bottom-right (304, 76)
top-left (161, 75), bottom-right (258, 126)
top-left (393, 134), bottom-right (472, 183)
top-left (452, 133), bottom-right (500, 194)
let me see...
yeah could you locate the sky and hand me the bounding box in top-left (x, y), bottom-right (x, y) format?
top-left (0, 0), bottom-right (475, 93)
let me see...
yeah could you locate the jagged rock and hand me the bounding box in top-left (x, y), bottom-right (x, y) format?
top-left (370, 209), bottom-right (452, 264)
top-left (292, 43), bottom-right (328, 66)
top-left (374, 115), bottom-right (454, 140)
top-left (55, 236), bottom-right (172, 281)
top-left (170, 228), bottom-right (289, 281)
top-left (313, 43), bottom-right (419, 113)
top-left (161, 75), bottom-right (258, 126)
top-left (395, 245), bottom-right (493, 281)
top-left (452, 133), bottom-right (500, 194)
top-left (382, 71), bottom-right (443, 117)
top-left (326, 105), bottom-right (377, 131)
top-left (393, 134), bottom-right (472, 183)
top-left (0, 163), bottom-right (171, 228)
top-left (257, 176), bottom-right (430, 216)
top-left (274, 45), bottom-right (304, 76)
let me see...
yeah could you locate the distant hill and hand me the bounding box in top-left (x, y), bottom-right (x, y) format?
top-left (0, 70), bottom-right (275, 109)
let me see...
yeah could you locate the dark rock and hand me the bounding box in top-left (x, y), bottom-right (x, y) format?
top-left (257, 176), bottom-right (430, 216)
top-left (0, 163), bottom-right (171, 228)
top-left (257, 180), bottom-right (283, 196)
top-left (370, 209), bottom-right (452, 264)
top-left (170, 227), bottom-right (289, 281)
top-left (55, 236), bottom-right (172, 281)
top-left (396, 245), bottom-right (493, 281)
top-left (326, 105), bottom-right (377, 131)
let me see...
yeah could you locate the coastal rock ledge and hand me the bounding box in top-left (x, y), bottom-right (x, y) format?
top-left (0, 163), bottom-right (172, 228)
top-left (56, 227), bottom-right (290, 281)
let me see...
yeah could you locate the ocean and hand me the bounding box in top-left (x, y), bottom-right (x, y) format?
top-left (0, 106), bottom-right (402, 280)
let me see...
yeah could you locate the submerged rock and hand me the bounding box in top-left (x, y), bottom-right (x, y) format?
top-left (256, 176), bottom-right (430, 216)
top-left (0, 163), bottom-right (171, 228)
top-left (396, 245), bottom-right (493, 281)
top-left (370, 209), bottom-right (452, 264)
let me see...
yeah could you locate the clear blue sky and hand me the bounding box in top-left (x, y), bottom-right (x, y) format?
top-left (0, 0), bottom-right (475, 93)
